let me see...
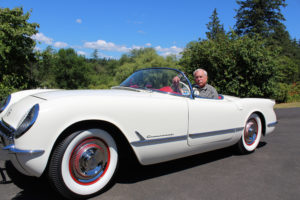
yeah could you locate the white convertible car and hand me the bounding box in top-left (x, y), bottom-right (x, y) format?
top-left (0, 68), bottom-right (277, 199)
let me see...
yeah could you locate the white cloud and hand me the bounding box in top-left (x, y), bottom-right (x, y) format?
top-left (76, 19), bottom-right (82, 24)
top-left (54, 42), bottom-right (68, 48)
top-left (132, 45), bottom-right (142, 50)
top-left (155, 45), bottom-right (183, 56)
top-left (32, 33), bottom-right (53, 45)
top-left (84, 40), bottom-right (131, 52)
top-left (32, 33), bottom-right (70, 49)
top-left (83, 39), bottom-right (183, 58)
top-left (32, 33), bottom-right (183, 58)
top-left (77, 51), bottom-right (86, 56)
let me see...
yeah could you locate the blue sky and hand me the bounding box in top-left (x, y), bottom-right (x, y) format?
top-left (1, 0), bottom-right (299, 59)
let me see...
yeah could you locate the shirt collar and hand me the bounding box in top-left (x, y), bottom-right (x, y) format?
top-left (199, 84), bottom-right (208, 91)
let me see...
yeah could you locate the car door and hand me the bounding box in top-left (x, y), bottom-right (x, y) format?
top-left (129, 93), bottom-right (189, 141)
top-left (187, 97), bottom-right (243, 146)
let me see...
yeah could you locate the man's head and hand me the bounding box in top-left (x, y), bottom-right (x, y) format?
top-left (172, 76), bottom-right (180, 86)
top-left (193, 69), bottom-right (208, 88)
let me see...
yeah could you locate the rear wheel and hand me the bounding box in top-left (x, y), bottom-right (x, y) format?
top-left (237, 113), bottom-right (262, 154)
top-left (48, 129), bottom-right (118, 199)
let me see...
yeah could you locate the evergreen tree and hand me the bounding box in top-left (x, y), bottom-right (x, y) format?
top-left (235, 0), bottom-right (300, 83)
top-left (234, 0), bottom-right (287, 37)
top-left (92, 49), bottom-right (99, 60)
top-left (206, 8), bottom-right (225, 40)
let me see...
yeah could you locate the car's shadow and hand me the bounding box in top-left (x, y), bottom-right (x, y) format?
top-left (117, 141), bottom-right (267, 183)
top-left (0, 142), bottom-right (267, 200)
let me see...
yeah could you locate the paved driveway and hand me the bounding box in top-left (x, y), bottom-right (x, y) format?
top-left (1, 108), bottom-right (300, 200)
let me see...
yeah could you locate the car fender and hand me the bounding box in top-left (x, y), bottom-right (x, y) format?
top-left (13, 94), bottom-right (174, 176)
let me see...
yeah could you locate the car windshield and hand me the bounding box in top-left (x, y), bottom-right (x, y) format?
top-left (119, 68), bottom-right (191, 96)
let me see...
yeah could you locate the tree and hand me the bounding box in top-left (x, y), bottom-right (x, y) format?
top-left (180, 33), bottom-right (279, 99)
top-left (53, 48), bottom-right (91, 89)
top-left (87, 57), bottom-right (120, 89)
top-left (234, 0), bottom-right (287, 37)
top-left (33, 46), bottom-right (57, 88)
top-left (206, 8), bottom-right (225, 40)
top-left (0, 7), bottom-right (39, 98)
top-left (275, 56), bottom-right (298, 84)
top-left (91, 49), bottom-right (99, 60)
top-left (233, 0), bottom-right (300, 101)
top-left (116, 48), bottom-right (180, 83)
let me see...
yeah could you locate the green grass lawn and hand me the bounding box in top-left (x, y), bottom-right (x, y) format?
top-left (275, 102), bottom-right (300, 109)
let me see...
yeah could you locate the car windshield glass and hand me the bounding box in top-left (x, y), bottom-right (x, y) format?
top-left (120, 68), bottom-right (191, 96)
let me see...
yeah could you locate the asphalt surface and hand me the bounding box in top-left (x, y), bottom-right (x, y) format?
top-left (0, 108), bottom-right (300, 200)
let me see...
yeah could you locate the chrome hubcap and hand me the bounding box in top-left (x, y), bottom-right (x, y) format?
top-left (244, 119), bottom-right (258, 145)
top-left (69, 137), bottom-right (110, 185)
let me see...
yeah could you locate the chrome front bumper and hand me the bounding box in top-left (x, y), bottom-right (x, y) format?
top-left (0, 144), bottom-right (45, 160)
top-left (0, 128), bottom-right (44, 161)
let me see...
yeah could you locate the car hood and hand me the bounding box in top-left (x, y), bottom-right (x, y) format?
top-left (31, 88), bottom-right (146, 101)
top-left (2, 88), bottom-right (147, 129)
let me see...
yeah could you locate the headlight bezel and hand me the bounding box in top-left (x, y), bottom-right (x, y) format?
top-left (0, 95), bottom-right (11, 113)
top-left (14, 104), bottom-right (40, 139)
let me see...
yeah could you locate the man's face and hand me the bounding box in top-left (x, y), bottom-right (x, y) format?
top-left (172, 76), bottom-right (180, 86)
top-left (194, 70), bottom-right (207, 88)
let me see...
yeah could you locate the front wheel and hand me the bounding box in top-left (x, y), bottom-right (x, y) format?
top-left (237, 113), bottom-right (262, 154)
top-left (48, 129), bottom-right (118, 199)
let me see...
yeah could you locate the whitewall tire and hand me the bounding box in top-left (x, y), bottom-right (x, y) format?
top-left (238, 113), bottom-right (262, 154)
top-left (48, 129), bottom-right (118, 199)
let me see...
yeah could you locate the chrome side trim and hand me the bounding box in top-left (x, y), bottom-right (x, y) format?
top-left (131, 127), bottom-right (245, 147)
top-left (135, 131), bottom-right (146, 141)
top-left (189, 127), bottom-right (244, 139)
top-left (267, 121), bottom-right (278, 127)
top-left (131, 135), bottom-right (187, 147)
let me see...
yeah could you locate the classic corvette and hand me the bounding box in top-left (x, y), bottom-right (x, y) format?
top-left (0, 68), bottom-right (277, 199)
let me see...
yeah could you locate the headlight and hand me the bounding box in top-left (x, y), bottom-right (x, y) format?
top-left (14, 104), bottom-right (39, 139)
top-left (0, 95), bottom-right (11, 113)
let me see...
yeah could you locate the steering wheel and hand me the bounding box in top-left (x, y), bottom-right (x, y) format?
top-left (179, 81), bottom-right (190, 95)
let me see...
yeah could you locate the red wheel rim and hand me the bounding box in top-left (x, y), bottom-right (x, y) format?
top-left (244, 118), bottom-right (258, 146)
top-left (69, 137), bottom-right (110, 185)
